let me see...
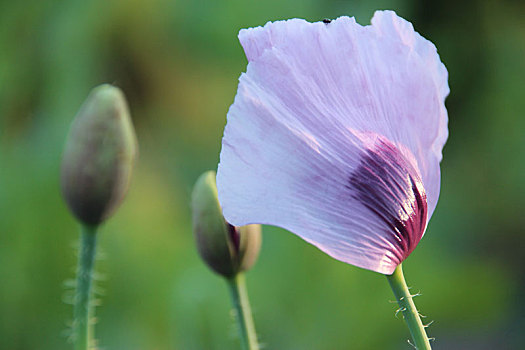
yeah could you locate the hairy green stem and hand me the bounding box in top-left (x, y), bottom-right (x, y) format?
top-left (386, 264), bottom-right (431, 349)
top-left (73, 224), bottom-right (98, 350)
top-left (227, 273), bottom-right (259, 350)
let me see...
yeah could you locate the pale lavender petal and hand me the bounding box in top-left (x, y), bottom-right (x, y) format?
top-left (217, 11), bottom-right (448, 274)
top-left (369, 10), bottom-right (449, 216)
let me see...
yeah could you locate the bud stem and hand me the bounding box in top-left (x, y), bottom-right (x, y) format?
top-left (386, 264), bottom-right (431, 349)
top-left (227, 273), bottom-right (259, 350)
top-left (73, 224), bottom-right (98, 350)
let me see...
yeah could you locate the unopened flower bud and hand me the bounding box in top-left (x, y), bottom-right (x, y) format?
top-left (60, 84), bottom-right (138, 226)
top-left (191, 171), bottom-right (261, 278)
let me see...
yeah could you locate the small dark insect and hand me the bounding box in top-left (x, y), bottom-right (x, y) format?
top-left (322, 18), bottom-right (332, 24)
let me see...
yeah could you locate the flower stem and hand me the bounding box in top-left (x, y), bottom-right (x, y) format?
top-left (386, 264), bottom-right (431, 350)
top-left (73, 224), bottom-right (98, 350)
top-left (227, 273), bottom-right (259, 350)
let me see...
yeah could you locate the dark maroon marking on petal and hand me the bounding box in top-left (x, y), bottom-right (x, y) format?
top-left (227, 223), bottom-right (241, 253)
top-left (348, 140), bottom-right (428, 263)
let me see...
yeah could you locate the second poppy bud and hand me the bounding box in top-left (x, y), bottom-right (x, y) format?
top-left (191, 170), bottom-right (261, 278)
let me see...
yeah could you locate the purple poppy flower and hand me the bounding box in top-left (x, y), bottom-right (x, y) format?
top-left (217, 11), bottom-right (449, 275)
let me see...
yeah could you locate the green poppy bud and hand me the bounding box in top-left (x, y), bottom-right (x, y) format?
top-left (191, 171), bottom-right (262, 278)
top-left (60, 84), bottom-right (138, 226)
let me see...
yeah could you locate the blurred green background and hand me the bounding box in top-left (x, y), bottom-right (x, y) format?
top-left (1, 0), bottom-right (524, 349)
